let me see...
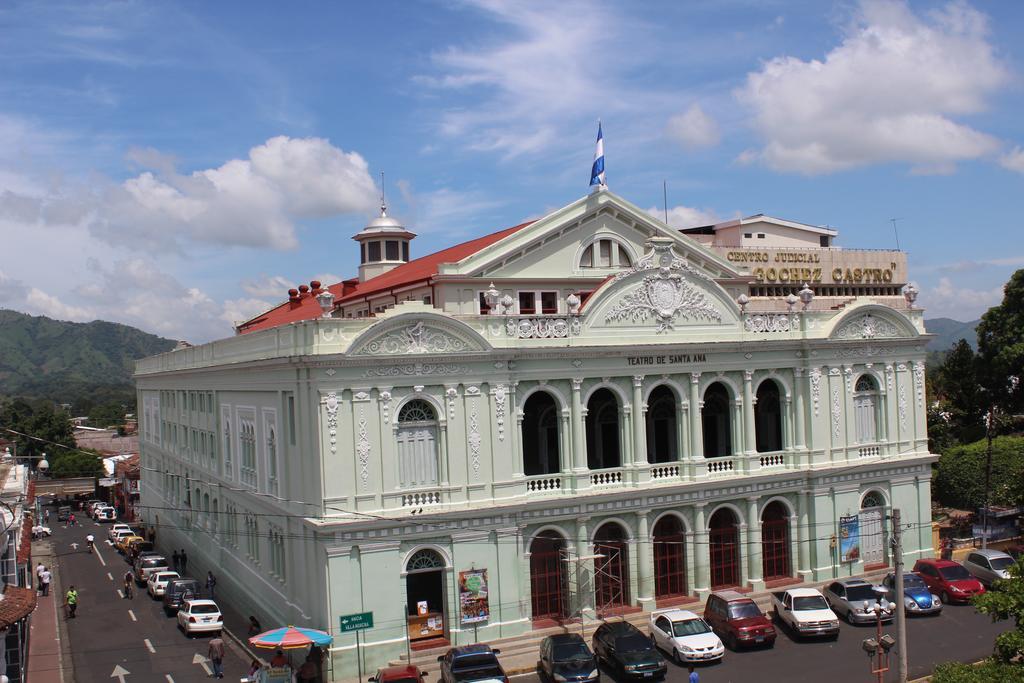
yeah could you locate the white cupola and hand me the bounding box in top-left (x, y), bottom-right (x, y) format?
top-left (352, 189), bottom-right (416, 283)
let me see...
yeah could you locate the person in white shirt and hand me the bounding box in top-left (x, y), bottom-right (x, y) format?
top-left (35, 563), bottom-right (44, 593)
top-left (40, 567), bottom-right (52, 596)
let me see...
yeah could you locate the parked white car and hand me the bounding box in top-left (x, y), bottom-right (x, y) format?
top-left (109, 523), bottom-right (132, 541)
top-left (96, 507), bottom-right (116, 522)
top-left (147, 570), bottom-right (181, 598)
top-left (177, 599), bottom-right (223, 635)
top-left (32, 524), bottom-right (51, 538)
top-left (649, 609), bottom-right (725, 664)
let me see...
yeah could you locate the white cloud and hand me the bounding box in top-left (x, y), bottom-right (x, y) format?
top-left (241, 274), bottom-right (296, 298)
top-left (0, 135), bottom-right (378, 252)
top-left (1000, 146), bottom-right (1024, 173)
top-left (397, 181), bottom-right (506, 236)
top-left (737, 0), bottom-right (1008, 174)
top-left (666, 105), bottom-right (720, 149)
top-left (25, 287), bottom-right (95, 322)
top-left (647, 205), bottom-right (723, 229)
top-left (919, 276), bottom-right (1003, 320)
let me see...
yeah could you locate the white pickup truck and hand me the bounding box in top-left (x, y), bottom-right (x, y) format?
top-left (770, 588), bottom-right (840, 639)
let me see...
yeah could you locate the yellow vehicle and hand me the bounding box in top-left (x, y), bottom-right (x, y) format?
top-left (116, 534), bottom-right (144, 554)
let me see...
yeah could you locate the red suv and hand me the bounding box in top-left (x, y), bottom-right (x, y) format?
top-left (370, 666), bottom-right (427, 683)
top-left (912, 559), bottom-right (985, 604)
top-left (703, 590), bottom-right (776, 650)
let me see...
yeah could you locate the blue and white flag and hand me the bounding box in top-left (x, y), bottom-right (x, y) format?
top-left (589, 121), bottom-right (605, 189)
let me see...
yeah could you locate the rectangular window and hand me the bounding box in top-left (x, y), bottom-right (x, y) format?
top-left (385, 240), bottom-right (400, 260)
top-left (744, 232), bottom-right (752, 238)
top-left (368, 241), bottom-right (381, 261)
top-left (478, 292), bottom-right (491, 315)
top-left (360, 243), bottom-right (367, 264)
top-left (518, 291), bottom-right (536, 314)
top-left (540, 291), bottom-right (558, 314)
top-left (580, 244), bottom-right (593, 268)
top-left (402, 241), bottom-right (409, 261)
top-left (598, 240), bottom-right (612, 267)
top-left (422, 295), bottom-right (432, 305)
top-left (820, 235), bottom-right (830, 247)
top-left (757, 233), bottom-right (766, 238)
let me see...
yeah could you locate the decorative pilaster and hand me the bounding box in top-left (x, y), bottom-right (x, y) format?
top-left (746, 497), bottom-right (763, 588)
top-left (793, 368), bottom-right (807, 450)
top-left (636, 510), bottom-right (653, 608)
top-left (796, 490), bottom-right (811, 577)
top-left (571, 379), bottom-right (587, 471)
top-left (693, 504), bottom-right (709, 594)
top-left (632, 375), bottom-right (646, 465)
top-left (576, 517), bottom-right (593, 613)
top-left (689, 373), bottom-right (702, 460)
top-left (743, 370), bottom-right (756, 455)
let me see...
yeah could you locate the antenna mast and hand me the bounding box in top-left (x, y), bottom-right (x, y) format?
top-left (380, 171), bottom-right (387, 215)
top-left (890, 217), bottom-right (903, 251)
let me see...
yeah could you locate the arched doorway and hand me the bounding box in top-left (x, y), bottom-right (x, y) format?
top-left (405, 549), bottom-right (447, 642)
top-left (761, 501), bottom-right (791, 580)
top-left (653, 516), bottom-right (687, 599)
top-left (853, 376), bottom-right (880, 443)
top-left (859, 490), bottom-right (887, 566)
top-left (397, 400), bottom-right (440, 487)
top-left (586, 389), bottom-right (621, 469)
top-left (594, 522), bottom-right (629, 614)
top-left (754, 380), bottom-right (783, 453)
top-left (529, 531), bottom-right (568, 621)
top-left (702, 383), bottom-right (732, 458)
top-left (709, 508), bottom-right (740, 589)
top-left (646, 386), bottom-right (678, 464)
top-left (523, 392), bottom-right (561, 476)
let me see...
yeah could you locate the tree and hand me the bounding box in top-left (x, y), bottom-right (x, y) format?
top-left (933, 436), bottom-right (1024, 510)
top-left (48, 451), bottom-right (103, 478)
top-left (0, 398), bottom-right (76, 467)
top-left (936, 339), bottom-right (986, 443)
top-left (932, 660), bottom-right (1024, 682)
top-left (977, 269), bottom-right (1024, 416)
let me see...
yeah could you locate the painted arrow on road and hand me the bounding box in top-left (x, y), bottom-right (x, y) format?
top-left (110, 664), bottom-right (130, 682)
top-left (192, 653), bottom-right (212, 675)
top-left (70, 543), bottom-right (79, 550)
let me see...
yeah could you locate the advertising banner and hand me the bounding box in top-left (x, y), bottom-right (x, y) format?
top-left (459, 569), bottom-right (489, 625)
top-left (839, 515), bottom-right (860, 563)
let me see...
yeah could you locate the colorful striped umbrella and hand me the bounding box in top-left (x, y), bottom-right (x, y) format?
top-left (248, 625), bottom-right (333, 650)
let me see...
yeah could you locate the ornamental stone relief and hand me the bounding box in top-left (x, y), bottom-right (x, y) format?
top-left (810, 367), bottom-right (822, 416)
top-left (833, 313), bottom-right (903, 340)
top-left (744, 313), bottom-right (798, 333)
top-left (913, 361), bottom-right (925, 408)
top-left (468, 406), bottom-right (482, 480)
top-left (831, 388), bottom-right (842, 439)
top-left (506, 317), bottom-right (582, 339)
top-left (605, 239), bottom-right (721, 332)
top-left (356, 409), bottom-right (371, 489)
top-left (352, 321), bottom-right (483, 356)
top-left (378, 390), bottom-right (392, 424)
top-left (446, 387), bottom-right (458, 420)
top-left (362, 363), bottom-right (469, 378)
top-left (898, 385), bottom-right (908, 434)
top-left (325, 392), bottom-right (339, 455)
top-left (493, 384), bottom-right (507, 442)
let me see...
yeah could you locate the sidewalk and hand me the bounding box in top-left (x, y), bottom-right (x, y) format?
top-left (28, 538), bottom-right (70, 683)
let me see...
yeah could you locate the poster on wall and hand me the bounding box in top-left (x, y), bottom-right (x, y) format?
top-left (459, 569), bottom-right (490, 625)
top-left (839, 515), bottom-right (860, 563)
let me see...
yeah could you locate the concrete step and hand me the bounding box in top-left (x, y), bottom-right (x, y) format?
top-left (389, 568), bottom-right (895, 676)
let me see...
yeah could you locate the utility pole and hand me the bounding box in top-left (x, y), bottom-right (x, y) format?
top-left (892, 508), bottom-right (908, 683)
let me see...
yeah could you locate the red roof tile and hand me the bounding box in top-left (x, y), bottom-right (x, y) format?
top-left (237, 221), bottom-right (533, 334)
top-left (0, 585), bottom-right (36, 629)
top-left (17, 516), bottom-right (31, 564)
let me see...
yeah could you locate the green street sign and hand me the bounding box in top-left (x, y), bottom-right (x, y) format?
top-left (339, 611), bottom-right (374, 632)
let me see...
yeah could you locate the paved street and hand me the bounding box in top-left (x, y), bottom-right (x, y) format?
top-left (511, 603), bottom-right (1011, 683)
top-left (47, 512), bottom-right (251, 682)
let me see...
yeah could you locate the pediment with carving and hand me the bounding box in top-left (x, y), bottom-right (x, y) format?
top-left (828, 308), bottom-right (916, 341)
top-left (348, 315), bottom-right (491, 356)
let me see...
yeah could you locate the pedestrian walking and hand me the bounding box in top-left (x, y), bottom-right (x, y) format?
top-left (180, 549), bottom-right (188, 573)
top-left (247, 615), bottom-right (262, 637)
top-left (208, 635), bottom-right (225, 678)
top-left (44, 508), bottom-right (49, 523)
top-left (64, 586), bottom-right (78, 618)
top-left (687, 665), bottom-right (698, 683)
top-left (206, 571), bottom-right (217, 599)
top-left (40, 567), bottom-right (52, 597)
top-left (69, 513), bottom-right (76, 527)
top-left (172, 550), bottom-right (180, 572)
top-left (35, 562), bottom-right (44, 588)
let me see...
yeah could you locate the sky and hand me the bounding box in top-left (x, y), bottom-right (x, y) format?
top-left (1, 0), bottom-right (1022, 343)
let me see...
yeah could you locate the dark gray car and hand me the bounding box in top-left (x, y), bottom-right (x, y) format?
top-left (162, 578), bottom-right (202, 616)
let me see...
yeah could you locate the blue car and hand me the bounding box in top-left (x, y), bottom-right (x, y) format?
top-left (880, 573), bottom-right (942, 616)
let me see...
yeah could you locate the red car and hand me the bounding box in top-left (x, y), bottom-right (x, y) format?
top-left (370, 665), bottom-right (427, 683)
top-left (703, 590), bottom-right (776, 650)
top-left (912, 559), bottom-right (985, 604)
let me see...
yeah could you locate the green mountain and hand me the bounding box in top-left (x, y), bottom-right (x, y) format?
top-left (923, 317), bottom-right (980, 351)
top-left (0, 309), bottom-right (176, 410)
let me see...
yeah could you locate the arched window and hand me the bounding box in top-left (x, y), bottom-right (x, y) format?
top-left (523, 392), bottom-right (561, 476)
top-left (653, 516), bottom-right (687, 598)
top-left (861, 490), bottom-right (885, 509)
top-left (754, 380), bottom-right (783, 453)
top-left (529, 531), bottom-right (568, 620)
top-left (761, 501), bottom-right (791, 580)
top-left (406, 548), bottom-right (445, 571)
top-left (397, 400), bottom-right (440, 488)
top-left (267, 426), bottom-right (279, 496)
top-left (702, 383), bottom-right (732, 458)
top-left (709, 508), bottom-right (741, 589)
top-left (645, 386), bottom-right (678, 464)
top-left (579, 239), bottom-right (633, 269)
top-left (853, 375), bottom-right (879, 443)
top-left (860, 490), bottom-right (887, 565)
top-left (586, 389), bottom-right (621, 469)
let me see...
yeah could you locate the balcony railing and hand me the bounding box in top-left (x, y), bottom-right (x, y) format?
top-left (590, 469), bottom-right (623, 486)
top-left (525, 474), bottom-right (563, 493)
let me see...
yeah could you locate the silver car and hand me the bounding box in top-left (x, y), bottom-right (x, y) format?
top-left (963, 550), bottom-right (1015, 587)
top-left (824, 578), bottom-right (893, 624)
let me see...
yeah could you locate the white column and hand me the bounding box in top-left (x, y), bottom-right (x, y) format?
top-left (743, 370), bottom-right (756, 455)
top-left (636, 510), bottom-right (653, 609)
top-left (793, 368), bottom-right (807, 450)
top-left (689, 373), bottom-right (702, 460)
top-left (632, 375), bottom-right (647, 465)
top-left (571, 379), bottom-right (587, 471)
top-left (746, 496), bottom-right (763, 588)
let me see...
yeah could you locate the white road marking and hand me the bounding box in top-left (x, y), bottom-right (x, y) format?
top-left (116, 589), bottom-right (124, 598)
top-left (192, 654), bottom-right (212, 675)
top-left (165, 675), bottom-right (175, 683)
top-left (94, 548), bottom-right (106, 566)
top-left (107, 572), bottom-right (113, 581)
top-left (128, 609), bottom-right (137, 622)
top-left (144, 638), bottom-right (156, 653)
